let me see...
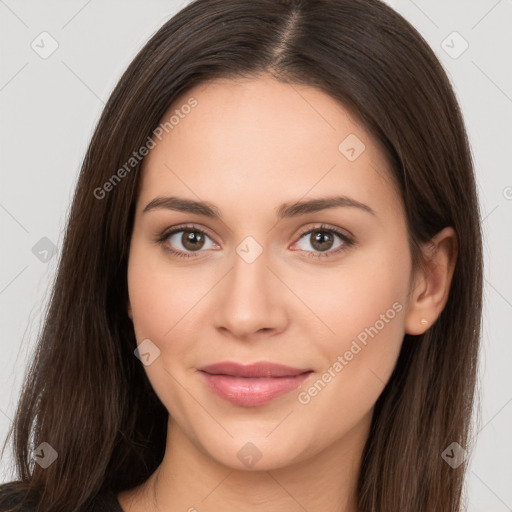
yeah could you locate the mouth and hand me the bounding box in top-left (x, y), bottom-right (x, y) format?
top-left (198, 361), bottom-right (313, 407)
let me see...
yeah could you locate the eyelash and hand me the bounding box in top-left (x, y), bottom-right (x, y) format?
top-left (156, 223), bottom-right (355, 260)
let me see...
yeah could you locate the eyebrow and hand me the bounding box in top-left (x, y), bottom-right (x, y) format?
top-left (142, 195), bottom-right (376, 219)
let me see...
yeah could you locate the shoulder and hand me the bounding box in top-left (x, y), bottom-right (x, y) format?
top-left (0, 482), bottom-right (123, 512)
top-left (89, 490), bottom-right (124, 511)
top-left (0, 481), bottom-right (37, 511)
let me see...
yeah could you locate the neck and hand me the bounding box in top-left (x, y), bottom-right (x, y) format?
top-left (120, 411), bottom-right (371, 512)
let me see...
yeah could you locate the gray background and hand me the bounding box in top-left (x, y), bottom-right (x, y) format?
top-left (1, 1), bottom-right (511, 510)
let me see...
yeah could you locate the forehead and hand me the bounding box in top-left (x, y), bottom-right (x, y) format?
top-left (137, 75), bottom-right (402, 221)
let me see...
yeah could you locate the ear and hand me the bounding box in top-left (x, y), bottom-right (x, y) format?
top-left (127, 300), bottom-right (133, 321)
top-left (405, 227), bottom-right (458, 335)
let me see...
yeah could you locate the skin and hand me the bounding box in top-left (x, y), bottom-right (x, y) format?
top-left (119, 74), bottom-right (457, 512)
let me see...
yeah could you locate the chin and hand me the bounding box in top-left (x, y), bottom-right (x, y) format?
top-left (195, 432), bottom-right (311, 472)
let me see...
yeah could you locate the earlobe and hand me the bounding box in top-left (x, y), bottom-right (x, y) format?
top-left (405, 227), bottom-right (458, 335)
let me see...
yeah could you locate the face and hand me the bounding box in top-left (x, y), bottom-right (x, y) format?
top-left (127, 75), bottom-right (413, 471)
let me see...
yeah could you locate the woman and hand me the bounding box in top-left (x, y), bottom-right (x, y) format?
top-left (0, 0), bottom-right (483, 510)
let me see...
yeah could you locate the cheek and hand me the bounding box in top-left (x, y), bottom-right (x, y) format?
top-left (297, 268), bottom-right (406, 394)
top-left (128, 243), bottom-right (195, 368)
top-left (126, 243), bottom-right (205, 414)
top-left (329, 265), bottom-right (406, 345)
top-left (293, 238), bottom-right (410, 438)
top-left (291, 241), bottom-right (410, 352)
top-left (127, 242), bottom-right (199, 351)
top-left (127, 259), bottom-right (169, 343)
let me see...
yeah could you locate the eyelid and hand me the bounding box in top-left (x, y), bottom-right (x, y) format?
top-left (289, 223), bottom-right (355, 259)
top-left (157, 223), bottom-right (219, 243)
top-left (158, 222), bottom-right (353, 243)
top-left (293, 223), bottom-right (354, 242)
top-left (157, 222), bottom-right (355, 258)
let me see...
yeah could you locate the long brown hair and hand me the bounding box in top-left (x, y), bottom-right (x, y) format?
top-left (0, 0), bottom-right (483, 510)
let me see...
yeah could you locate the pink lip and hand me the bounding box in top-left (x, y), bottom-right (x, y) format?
top-left (198, 361), bottom-right (313, 407)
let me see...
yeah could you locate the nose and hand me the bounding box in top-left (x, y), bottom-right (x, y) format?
top-left (212, 246), bottom-right (289, 341)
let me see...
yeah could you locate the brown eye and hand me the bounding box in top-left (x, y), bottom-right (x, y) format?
top-left (181, 230), bottom-right (206, 251)
top-left (309, 230), bottom-right (335, 252)
top-left (292, 224), bottom-right (354, 259)
top-left (159, 226), bottom-right (219, 258)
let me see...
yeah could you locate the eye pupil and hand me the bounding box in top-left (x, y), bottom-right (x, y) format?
top-left (311, 231), bottom-right (333, 251)
top-left (182, 230), bottom-right (205, 251)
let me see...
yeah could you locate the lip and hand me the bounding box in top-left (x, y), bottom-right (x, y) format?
top-left (199, 361), bottom-right (311, 378)
top-left (198, 361), bottom-right (313, 407)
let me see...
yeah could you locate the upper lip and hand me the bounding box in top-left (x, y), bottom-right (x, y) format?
top-left (198, 361), bottom-right (312, 378)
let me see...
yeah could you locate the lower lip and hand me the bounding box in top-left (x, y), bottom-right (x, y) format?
top-left (199, 371), bottom-right (312, 407)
